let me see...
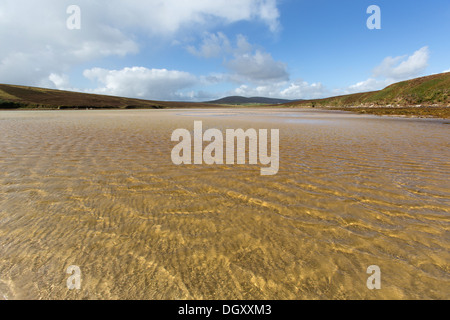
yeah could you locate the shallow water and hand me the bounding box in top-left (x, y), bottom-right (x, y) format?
top-left (0, 109), bottom-right (449, 300)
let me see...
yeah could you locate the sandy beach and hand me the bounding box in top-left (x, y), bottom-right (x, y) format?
top-left (0, 109), bottom-right (449, 299)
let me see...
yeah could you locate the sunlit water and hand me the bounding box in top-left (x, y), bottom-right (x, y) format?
top-left (0, 109), bottom-right (449, 300)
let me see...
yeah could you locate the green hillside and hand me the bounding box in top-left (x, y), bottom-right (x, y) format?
top-left (282, 72), bottom-right (450, 118)
top-left (289, 72), bottom-right (450, 108)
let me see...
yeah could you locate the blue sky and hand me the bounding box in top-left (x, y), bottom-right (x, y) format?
top-left (0, 0), bottom-right (449, 101)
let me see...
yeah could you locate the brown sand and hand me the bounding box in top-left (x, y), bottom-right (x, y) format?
top-left (0, 109), bottom-right (449, 299)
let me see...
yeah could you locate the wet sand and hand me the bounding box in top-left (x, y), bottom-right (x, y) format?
top-left (0, 109), bottom-right (449, 299)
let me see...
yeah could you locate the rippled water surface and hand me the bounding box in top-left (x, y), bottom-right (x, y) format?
top-left (0, 109), bottom-right (449, 299)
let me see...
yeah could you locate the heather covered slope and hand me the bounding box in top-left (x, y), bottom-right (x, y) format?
top-left (0, 84), bottom-right (216, 109)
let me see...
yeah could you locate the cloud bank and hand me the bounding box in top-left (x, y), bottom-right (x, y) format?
top-left (84, 67), bottom-right (197, 100)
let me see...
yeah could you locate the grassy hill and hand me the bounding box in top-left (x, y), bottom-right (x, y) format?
top-left (286, 72), bottom-right (450, 108)
top-left (206, 96), bottom-right (296, 105)
top-left (283, 72), bottom-right (450, 118)
top-left (0, 84), bottom-right (216, 109)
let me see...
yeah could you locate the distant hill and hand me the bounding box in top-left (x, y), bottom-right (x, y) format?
top-left (206, 96), bottom-right (296, 105)
top-left (1, 72), bottom-right (449, 114)
top-left (285, 72), bottom-right (450, 108)
top-left (0, 84), bottom-right (217, 109)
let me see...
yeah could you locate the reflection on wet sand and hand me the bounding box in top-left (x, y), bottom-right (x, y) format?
top-left (0, 109), bottom-right (449, 299)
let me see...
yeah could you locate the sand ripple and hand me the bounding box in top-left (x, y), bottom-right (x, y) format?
top-left (0, 109), bottom-right (449, 299)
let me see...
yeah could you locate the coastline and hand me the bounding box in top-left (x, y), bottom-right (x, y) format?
top-left (1, 105), bottom-right (449, 120)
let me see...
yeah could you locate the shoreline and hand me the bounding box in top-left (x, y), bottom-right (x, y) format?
top-left (1, 105), bottom-right (449, 119)
top-left (323, 106), bottom-right (450, 119)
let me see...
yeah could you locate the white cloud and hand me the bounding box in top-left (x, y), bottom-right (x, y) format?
top-left (188, 33), bottom-right (251, 59)
top-left (443, 69), bottom-right (450, 73)
top-left (102, 0), bottom-right (280, 34)
top-left (227, 50), bottom-right (289, 83)
top-left (235, 35), bottom-right (254, 55)
top-left (231, 80), bottom-right (326, 100)
top-left (342, 46), bottom-right (430, 94)
top-left (0, 0), bottom-right (280, 87)
top-left (279, 81), bottom-right (326, 99)
top-left (47, 73), bottom-right (71, 89)
top-left (373, 46), bottom-right (429, 80)
top-left (187, 32), bottom-right (232, 58)
top-left (344, 78), bottom-right (393, 94)
top-left (80, 65), bottom-right (325, 101)
top-left (80, 64), bottom-right (326, 101)
top-left (83, 67), bottom-right (197, 100)
top-left (0, 1), bottom-right (139, 86)
top-left (189, 33), bottom-right (288, 83)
